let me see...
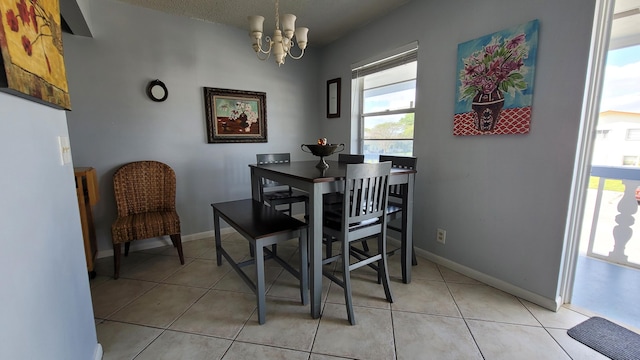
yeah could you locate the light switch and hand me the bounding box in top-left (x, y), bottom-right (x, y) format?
top-left (58, 136), bottom-right (72, 165)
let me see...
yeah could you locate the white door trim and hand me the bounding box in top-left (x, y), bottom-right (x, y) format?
top-left (560, 0), bottom-right (615, 304)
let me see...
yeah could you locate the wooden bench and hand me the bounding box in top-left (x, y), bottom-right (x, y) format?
top-left (211, 199), bottom-right (308, 324)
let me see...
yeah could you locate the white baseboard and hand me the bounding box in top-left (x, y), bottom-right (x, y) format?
top-left (387, 237), bottom-right (561, 312)
top-left (95, 229), bottom-right (233, 259)
top-left (93, 343), bottom-right (103, 360)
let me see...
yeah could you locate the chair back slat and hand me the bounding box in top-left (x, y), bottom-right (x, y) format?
top-left (379, 155), bottom-right (417, 199)
top-left (113, 161), bottom-right (176, 217)
top-left (343, 162), bottom-right (391, 230)
top-left (257, 153), bottom-right (291, 190)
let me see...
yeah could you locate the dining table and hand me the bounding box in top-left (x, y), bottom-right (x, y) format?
top-left (249, 159), bottom-right (416, 319)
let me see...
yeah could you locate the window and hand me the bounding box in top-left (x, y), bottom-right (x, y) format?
top-left (622, 156), bottom-right (640, 166)
top-left (352, 45), bottom-right (417, 162)
top-left (626, 129), bottom-right (640, 141)
top-left (595, 129), bottom-right (610, 139)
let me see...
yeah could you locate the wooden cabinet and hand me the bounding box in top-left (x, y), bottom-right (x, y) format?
top-left (75, 167), bottom-right (99, 278)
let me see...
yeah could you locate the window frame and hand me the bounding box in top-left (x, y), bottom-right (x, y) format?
top-left (351, 44), bottom-right (418, 158)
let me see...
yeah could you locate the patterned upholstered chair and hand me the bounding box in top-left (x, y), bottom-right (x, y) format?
top-left (111, 161), bottom-right (185, 279)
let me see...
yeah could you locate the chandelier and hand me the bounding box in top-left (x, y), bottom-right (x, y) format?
top-left (248, 0), bottom-right (309, 66)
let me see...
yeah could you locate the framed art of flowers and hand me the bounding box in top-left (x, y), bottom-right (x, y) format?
top-left (454, 20), bottom-right (539, 136)
top-left (204, 87), bottom-right (267, 143)
top-left (0, 0), bottom-right (71, 110)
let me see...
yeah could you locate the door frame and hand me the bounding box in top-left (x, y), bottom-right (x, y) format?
top-left (560, 0), bottom-right (614, 304)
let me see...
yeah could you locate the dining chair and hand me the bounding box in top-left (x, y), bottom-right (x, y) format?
top-left (379, 155), bottom-right (418, 266)
top-left (256, 153), bottom-right (308, 218)
top-left (324, 153), bottom-right (368, 258)
top-left (111, 161), bottom-right (185, 279)
top-left (321, 162), bottom-right (393, 325)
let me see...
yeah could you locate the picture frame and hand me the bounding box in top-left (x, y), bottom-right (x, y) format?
top-left (327, 77), bottom-right (341, 118)
top-left (453, 20), bottom-right (539, 136)
top-left (0, 0), bottom-right (71, 110)
top-left (204, 87), bottom-right (267, 143)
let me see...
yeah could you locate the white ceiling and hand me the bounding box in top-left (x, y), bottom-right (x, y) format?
top-left (113, 0), bottom-right (413, 46)
top-left (112, 0), bottom-right (638, 49)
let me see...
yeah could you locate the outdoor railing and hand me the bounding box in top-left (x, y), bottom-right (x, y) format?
top-left (587, 165), bottom-right (640, 269)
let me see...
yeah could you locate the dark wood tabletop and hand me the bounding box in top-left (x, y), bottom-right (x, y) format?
top-left (249, 160), bottom-right (416, 183)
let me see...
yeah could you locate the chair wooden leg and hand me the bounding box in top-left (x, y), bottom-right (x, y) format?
top-left (170, 234), bottom-right (185, 265)
top-left (124, 242), bottom-right (130, 256)
top-left (361, 239), bottom-right (370, 252)
top-left (379, 234), bottom-right (393, 303)
top-left (113, 243), bottom-right (121, 279)
top-left (342, 241), bottom-right (356, 325)
top-left (299, 229), bottom-right (309, 305)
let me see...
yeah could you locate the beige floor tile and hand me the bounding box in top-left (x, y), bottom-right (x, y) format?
top-left (123, 255), bottom-right (193, 282)
top-left (467, 319), bottom-right (571, 360)
top-left (109, 284), bottom-right (206, 328)
top-left (312, 303), bottom-right (395, 360)
top-left (169, 290), bottom-right (256, 339)
top-left (391, 278), bottom-right (460, 317)
top-left (212, 263), bottom-right (283, 294)
top-left (90, 278), bottom-right (156, 319)
top-left (547, 328), bottom-right (610, 359)
top-left (325, 269), bottom-right (393, 310)
top-left (89, 274), bottom-right (111, 289)
top-left (448, 283), bottom-right (539, 325)
top-left (309, 354), bottom-right (352, 360)
top-left (266, 269), bottom-right (306, 301)
top-left (96, 320), bottom-right (162, 360)
top-left (158, 238), bottom-right (214, 258)
top-left (163, 259), bottom-right (231, 288)
top-left (236, 297), bottom-right (319, 351)
top-left (388, 256), bottom-right (444, 282)
top-left (438, 265), bottom-right (483, 284)
top-left (393, 311), bottom-right (482, 360)
top-left (522, 300), bottom-right (590, 329)
top-left (136, 330), bottom-right (232, 360)
top-left (221, 341), bottom-right (309, 360)
top-left (93, 252), bottom-right (155, 278)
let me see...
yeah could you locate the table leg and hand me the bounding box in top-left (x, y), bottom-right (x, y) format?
top-left (309, 184), bottom-right (323, 318)
top-left (402, 174), bottom-right (415, 284)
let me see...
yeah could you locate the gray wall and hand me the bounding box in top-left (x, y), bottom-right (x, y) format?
top-left (63, 0), bottom-right (321, 255)
top-left (320, 0), bottom-right (596, 303)
top-left (0, 93), bottom-right (98, 359)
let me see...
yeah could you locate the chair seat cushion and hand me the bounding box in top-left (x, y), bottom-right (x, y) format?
top-left (323, 208), bottom-right (380, 232)
top-left (112, 211), bottom-right (180, 243)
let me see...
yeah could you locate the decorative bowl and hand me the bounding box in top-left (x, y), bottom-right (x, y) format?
top-left (301, 143), bottom-right (344, 169)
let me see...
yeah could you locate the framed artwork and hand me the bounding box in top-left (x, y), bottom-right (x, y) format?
top-left (327, 77), bottom-right (340, 118)
top-left (204, 87), bottom-right (267, 143)
top-left (453, 19), bottom-right (539, 136)
top-left (0, 0), bottom-right (71, 110)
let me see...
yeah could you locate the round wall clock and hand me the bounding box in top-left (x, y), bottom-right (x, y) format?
top-left (146, 79), bottom-right (168, 102)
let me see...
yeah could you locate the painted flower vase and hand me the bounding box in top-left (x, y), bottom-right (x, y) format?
top-left (472, 90), bottom-right (505, 132)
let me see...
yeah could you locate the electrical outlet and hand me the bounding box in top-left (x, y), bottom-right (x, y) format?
top-left (436, 228), bottom-right (446, 244)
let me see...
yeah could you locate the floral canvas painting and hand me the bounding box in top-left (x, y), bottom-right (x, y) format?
top-left (454, 20), bottom-right (539, 136)
top-left (0, 0), bottom-right (70, 110)
top-left (204, 87), bottom-right (267, 143)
